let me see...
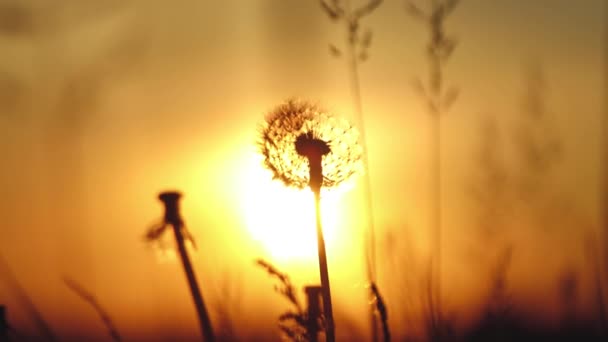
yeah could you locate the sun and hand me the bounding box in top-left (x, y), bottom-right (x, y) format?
top-left (237, 151), bottom-right (341, 262)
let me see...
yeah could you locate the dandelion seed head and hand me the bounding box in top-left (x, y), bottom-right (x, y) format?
top-left (258, 99), bottom-right (363, 189)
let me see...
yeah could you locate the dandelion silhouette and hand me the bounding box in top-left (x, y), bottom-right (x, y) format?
top-left (259, 99), bottom-right (362, 342)
top-left (145, 191), bottom-right (215, 342)
top-left (259, 99), bottom-right (362, 191)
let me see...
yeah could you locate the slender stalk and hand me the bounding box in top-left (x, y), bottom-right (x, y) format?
top-left (344, 0), bottom-right (378, 285)
top-left (602, 0), bottom-right (608, 334)
top-left (314, 189), bottom-right (335, 342)
top-left (329, 1), bottom-right (383, 339)
top-left (407, 1), bottom-right (460, 335)
top-left (158, 192), bottom-right (215, 342)
top-left (430, 93), bottom-right (442, 328)
top-left (428, 0), bottom-right (444, 327)
top-left (171, 220), bottom-right (215, 342)
top-left (63, 277), bottom-right (122, 341)
top-left (345, 21), bottom-right (381, 342)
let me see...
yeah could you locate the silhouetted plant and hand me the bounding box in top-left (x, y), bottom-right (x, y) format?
top-left (406, 1), bottom-right (460, 340)
top-left (63, 276), bottom-right (122, 341)
top-left (369, 282), bottom-right (390, 342)
top-left (319, 2), bottom-right (384, 339)
top-left (256, 259), bottom-right (311, 342)
top-left (0, 253), bottom-right (57, 342)
top-left (258, 99), bottom-right (362, 342)
top-left (258, 99), bottom-right (362, 190)
top-left (0, 305), bottom-right (9, 341)
top-left (145, 191), bottom-right (215, 342)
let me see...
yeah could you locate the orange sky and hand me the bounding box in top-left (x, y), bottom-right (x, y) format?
top-left (0, 0), bottom-right (606, 340)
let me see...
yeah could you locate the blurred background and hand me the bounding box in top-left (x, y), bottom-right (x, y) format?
top-left (0, 0), bottom-right (605, 341)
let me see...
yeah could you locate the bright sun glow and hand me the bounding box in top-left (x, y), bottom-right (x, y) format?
top-left (238, 151), bottom-right (344, 262)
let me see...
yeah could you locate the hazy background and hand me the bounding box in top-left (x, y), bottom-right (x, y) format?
top-left (0, 0), bottom-right (605, 340)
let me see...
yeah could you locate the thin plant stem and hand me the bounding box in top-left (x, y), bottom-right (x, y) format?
top-left (344, 16), bottom-right (381, 339)
top-left (344, 0), bottom-right (378, 285)
top-left (430, 93), bottom-right (442, 328)
top-left (0, 253), bottom-right (58, 342)
top-left (63, 277), bottom-right (122, 342)
top-left (155, 192), bottom-right (215, 342)
top-left (320, 1), bottom-right (383, 340)
top-left (171, 220), bottom-right (215, 342)
top-left (314, 189), bottom-right (335, 342)
top-left (407, 1), bottom-right (460, 335)
top-left (602, 0), bottom-right (608, 334)
top-left (348, 35), bottom-right (381, 342)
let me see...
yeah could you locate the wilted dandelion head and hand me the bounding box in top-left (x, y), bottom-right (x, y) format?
top-left (258, 99), bottom-right (363, 190)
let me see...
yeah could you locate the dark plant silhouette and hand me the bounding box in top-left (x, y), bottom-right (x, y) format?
top-left (259, 99), bottom-right (362, 342)
top-left (319, 0), bottom-right (381, 274)
top-left (63, 276), bottom-right (122, 341)
top-left (369, 282), bottom-right (390, 342)
top-left (256, 259), bottom-right (311, 342)
top-left (145, 191), bottom-right (215, 342)
top-left (0, 253), bottom-right (57, 342)
top-left (258, 99), bottom-right (362, 190)
top-left (406, 1), bottom-right (460, 340)
top-left (319, 1), bottom-right (384, 339)
top-left (0, 305), bottom-right (9, 342)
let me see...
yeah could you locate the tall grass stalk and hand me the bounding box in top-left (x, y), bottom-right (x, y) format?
top-left (62, 276), bottom-right (122, 341)
top-left (320, 0), bottom-right (381, 282)
top-left (601, 2), bottom-right (608, 331)
top-left (320, 1), bottom-right (383, 340)
top-left (406, 1), bottom-right (459, 339)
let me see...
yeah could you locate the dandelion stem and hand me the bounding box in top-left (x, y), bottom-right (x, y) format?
top-left (172, 221), bottom-right (215, 342)
top-left (297, 136), bottom-right (336, 342)
top-left (159, 192), bottom-right (215, 342)
top-left (314, 189), bottom-right (335, 342)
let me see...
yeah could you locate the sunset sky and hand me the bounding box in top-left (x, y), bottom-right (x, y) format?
top-left (0, 1), bottom-right (606, 340)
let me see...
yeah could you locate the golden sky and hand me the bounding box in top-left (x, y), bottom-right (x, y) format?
top-left (0, 0), bottom-right (606, 340)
